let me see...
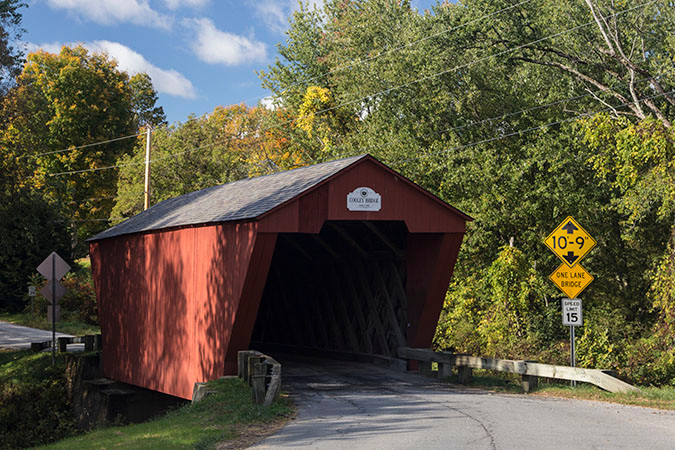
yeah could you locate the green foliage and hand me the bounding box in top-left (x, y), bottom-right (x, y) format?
top-left (435, 246), bottom-right (548, 358)
top-left (0, 45), bottom-right (137, 252)
top-left (111, 104), bottom-right (303, 221)
top-left (0, 187), bottom-right (70, 312)
top-left (130, 73), bottom-right (166, 129)
top-left (265, 0), bottom-right (675, 385)
top-left (0, 0), bottom-right (25, 94)
top-left (0, 351), bottom-right (76, 449)
top-left (59, 270), bottom-right (97, 325)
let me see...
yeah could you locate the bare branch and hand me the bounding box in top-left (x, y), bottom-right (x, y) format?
top-left (514, 56), bottom-right (645, 119)
top-left (642, 97), bottom-right (673, 128)
top-left (584, 0), bottom-right (616, 55)
top-left (628, 69), bottom-right (646, 118)
top-left (585, 87), bottom-right (620, 118)
top-left (594, 45), bottom-right (675, 107)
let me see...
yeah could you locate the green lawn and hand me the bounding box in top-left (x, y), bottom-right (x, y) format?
top-left (39, 377), bottom-right (294, 450)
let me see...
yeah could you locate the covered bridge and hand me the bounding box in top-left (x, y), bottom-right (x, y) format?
top-left (88, 154), bottom-right (471, 400)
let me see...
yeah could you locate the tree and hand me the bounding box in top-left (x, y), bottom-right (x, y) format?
top-left (0, 186), bottom-right (71, 312)
top-left (111, 104), bottom-right (300, 220)
top-left (129, 73), bottom-right (167, 129)
top-left (0, 46), bottom-right (137, 251)
top-left (0, 0), bottom-right (25, 95)
top-left (454, 0), bottom-right (675, 127)
top-left (259, 0), bottom-right (675, 379)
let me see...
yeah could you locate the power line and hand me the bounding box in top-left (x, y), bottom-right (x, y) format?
top-left (69, 86), bottom-right (674, 216)
top-left (19, 131), bottom-right (147, 160)
top-left (19, 0), bottom-right (659, 172)
top-left (72, 84), bottom-right (675, 208)
top-left (316, 71), bottom-right (669, 163)
top-left (389, 88), bottom-right (675, 166)
top-left (46, 1), bottom-right (659, 178)
top-left (302, 0), bottom-right (657, 122)
top-left (47, 130), bottom-right (246, 176)
top-left (13, 2), bottom-right (529, 161)
top-left (239, 0), bottom-right (534, 106)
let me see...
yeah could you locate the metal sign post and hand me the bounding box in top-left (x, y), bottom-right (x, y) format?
top-left (562, 298), bottom-right (583, 386)
top-left (28, 285), bottom-right (36, 317)
top-left (51, 260), bottom-right (55, 363)
top-left (37, 252), bottom-right (70, 365)
top-left (570, 326), bottom-right (576, 386)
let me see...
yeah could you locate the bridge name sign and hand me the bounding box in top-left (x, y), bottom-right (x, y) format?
top-left (347, 187), bottom-right (381, 211)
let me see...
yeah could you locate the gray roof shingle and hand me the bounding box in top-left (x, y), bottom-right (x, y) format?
top-left (89, 155), bottom-right (366, 241)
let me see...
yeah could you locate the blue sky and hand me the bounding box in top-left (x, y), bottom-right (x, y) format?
top-left (21, 0), bottom-right (438, 124)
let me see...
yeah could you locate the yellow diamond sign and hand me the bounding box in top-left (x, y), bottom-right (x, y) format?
top-left (544, 216), bottom-right (596, 267)
top-left (549, 263), bottom-right (594, 298)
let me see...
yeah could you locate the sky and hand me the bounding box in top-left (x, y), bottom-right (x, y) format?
top-left (20, 0), bottom-right (438, 125)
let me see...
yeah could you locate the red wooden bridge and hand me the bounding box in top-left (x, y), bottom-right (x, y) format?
top-left (88, 155), bottom-right (470, 400)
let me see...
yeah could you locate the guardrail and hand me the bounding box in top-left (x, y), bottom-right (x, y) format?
top-left (30, 334), bottom-right (101, 353)
top-left (237, 350), bottom-right (282, 406)
top-left (398, 347), bottom-right (638, 394)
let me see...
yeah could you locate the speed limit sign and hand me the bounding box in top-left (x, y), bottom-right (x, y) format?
top-left (562, 298), bottom-right (583, 326)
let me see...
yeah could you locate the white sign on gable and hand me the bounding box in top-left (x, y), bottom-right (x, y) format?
top-left (347, 187), bottom-right (381, 211)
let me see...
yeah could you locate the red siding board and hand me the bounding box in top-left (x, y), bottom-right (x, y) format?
top-left (91, 222), bottom-right (265, 399)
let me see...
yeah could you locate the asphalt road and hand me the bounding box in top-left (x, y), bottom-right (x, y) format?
top-left (256, 355), bottom-right (675, 450)
top-left (0, 320), bottom-right (73, 349)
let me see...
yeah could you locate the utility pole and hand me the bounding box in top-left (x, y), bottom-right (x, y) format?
top-left (144, 126), bottom-right (152, 210)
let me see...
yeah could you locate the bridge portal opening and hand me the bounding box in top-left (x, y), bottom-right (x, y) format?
top-left (251, 220), bottom-right (408, 359)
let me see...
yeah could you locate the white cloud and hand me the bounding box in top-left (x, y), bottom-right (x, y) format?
top-left (23, 41), bottom-right (63, 55)
top-left (88, 41), bottom-right (197, 98)
top-left (260, 96), bottom-right (277, 110)
top-left (46, 0), bottom-right (172, 29)
top-left (250, 0), bottom-right (324, 33)
top-left (163, 0), bottom-right (209, 9)
top-left (184, 18), bottom-right (266, 66)
top-left (25, 41), bottom-right (198, 99)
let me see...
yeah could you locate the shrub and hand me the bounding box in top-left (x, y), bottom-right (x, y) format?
top-left (60, 271), bottom-right (98, 325)
top-left (0, 352), bottom-right (76, 449)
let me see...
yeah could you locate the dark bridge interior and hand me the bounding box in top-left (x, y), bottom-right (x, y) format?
top-left (251, 220), bottom-right (408, 358)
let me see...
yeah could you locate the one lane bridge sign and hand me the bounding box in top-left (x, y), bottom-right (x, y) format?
top-left (549, 263), bottom-right (594, 298)
top-left (544, 216), bottom-right (596, 267)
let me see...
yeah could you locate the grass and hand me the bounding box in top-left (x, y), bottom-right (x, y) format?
top-left (38, 377), bottom-right (294, 450)
top-left (0, 311), bottom-right (100, 336)
top-left (533, 384), bottom-right (675, 410)
top-left (0, 349), bottom-right (63, 384)
top-left (439, 369), bottom-right (675, 410)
